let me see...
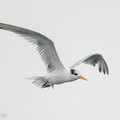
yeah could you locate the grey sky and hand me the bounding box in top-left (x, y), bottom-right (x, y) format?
top-left (0, 0), bottom-right (120, 120)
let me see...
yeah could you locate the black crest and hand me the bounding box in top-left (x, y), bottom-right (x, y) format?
top-left (70, 69), bottom-right (75, 75)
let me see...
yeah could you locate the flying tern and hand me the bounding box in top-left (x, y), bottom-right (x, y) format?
top-left (0, 23), bottom-right (109, 88)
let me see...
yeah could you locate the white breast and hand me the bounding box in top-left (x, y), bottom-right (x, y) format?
top-left (46, 70), bottom-right (78, 84)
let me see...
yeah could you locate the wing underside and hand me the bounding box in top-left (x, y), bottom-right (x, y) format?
top-left (0, 23), bottom-right (65, 72)
top-left (70, 54), bottom-right (109, 74)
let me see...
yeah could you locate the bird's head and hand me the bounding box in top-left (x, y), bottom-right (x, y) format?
top-left (70, 69), bottom-right (87, 81)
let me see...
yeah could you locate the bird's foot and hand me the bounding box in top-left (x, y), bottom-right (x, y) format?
top-left (42, 81), bottom-right (54, 88)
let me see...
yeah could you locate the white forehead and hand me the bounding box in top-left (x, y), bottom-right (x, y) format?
top-left (75, 70), bottom-right (81, 75)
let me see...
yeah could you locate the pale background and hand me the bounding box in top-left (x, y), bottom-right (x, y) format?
top-left (0, 0), bottom-right (120, 120)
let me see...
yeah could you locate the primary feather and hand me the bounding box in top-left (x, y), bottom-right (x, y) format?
top-left (0, 23), bottom-right (65, 73)
top-left (70, 54), bottom-right (109, 74)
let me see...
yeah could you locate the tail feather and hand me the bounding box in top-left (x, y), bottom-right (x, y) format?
top-left (26, 76), bottom-right (47, 88)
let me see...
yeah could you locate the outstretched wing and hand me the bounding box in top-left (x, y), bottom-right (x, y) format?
top-left (70, 54), bottom-right (109, 74)
top-left (0, 23), bottom-right (65, 72)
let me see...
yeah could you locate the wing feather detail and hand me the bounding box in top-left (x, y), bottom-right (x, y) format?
top-left (0, 23), bottom-right (65, 72)
top-left (70, 54), bottom-right (109, 74)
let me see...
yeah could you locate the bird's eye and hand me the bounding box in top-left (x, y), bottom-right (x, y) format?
top-left (74, 73), bottom-right (78, 75)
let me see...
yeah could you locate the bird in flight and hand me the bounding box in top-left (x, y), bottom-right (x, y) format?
top-left (0, 23), bottom-right (109, 88)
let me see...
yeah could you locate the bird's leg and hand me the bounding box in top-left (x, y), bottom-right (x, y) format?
top-left (42, 81), bottom-right (49, 88)
top-left (42, 81), bottom-right (54, 89)
top-left (42, 81), bottom-right (54, 88)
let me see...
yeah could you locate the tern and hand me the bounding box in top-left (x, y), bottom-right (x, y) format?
top-left (0, 23), bottom-right (109, 88)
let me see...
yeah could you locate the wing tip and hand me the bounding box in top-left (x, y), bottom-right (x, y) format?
top-left (107, 69), bottom-right (109, 75)
top-left (99, 68), bottom-right (109, 75)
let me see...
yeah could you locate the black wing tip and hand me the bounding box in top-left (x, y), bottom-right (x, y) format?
top-left (107, 69), bottom-right (109, 75)
top-left (104, 71), bottom-right (109, 75)
top-left (99, 70), bottom-right (109, 75)
top-left (98, 68), bottom-right (109, 75)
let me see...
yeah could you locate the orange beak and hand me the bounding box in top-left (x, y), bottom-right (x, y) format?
top-left (78, 75), bottom-right (88, 81)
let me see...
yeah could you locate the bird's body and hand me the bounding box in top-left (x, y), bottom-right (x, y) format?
top-left (0, 23), bottom-right (109, 88)
top-left (46, 70), bottom-right (78, 84)
top-left (33, 69), bottom-right (78, 87)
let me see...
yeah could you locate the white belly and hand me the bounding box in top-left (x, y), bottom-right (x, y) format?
top-left (46, 70), bottom-right (78, 84)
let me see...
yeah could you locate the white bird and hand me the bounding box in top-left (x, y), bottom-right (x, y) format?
top-left (0, 23), bottom-right (109, 88)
